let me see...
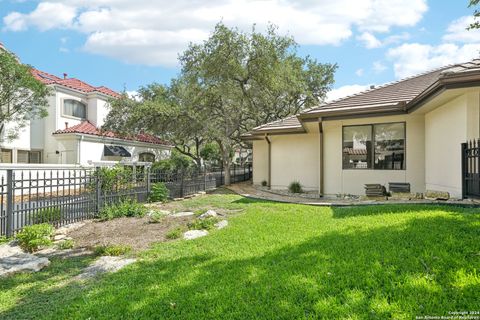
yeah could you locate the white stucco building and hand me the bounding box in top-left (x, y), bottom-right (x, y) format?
top-left (0, 68), bottom-right (172, 165)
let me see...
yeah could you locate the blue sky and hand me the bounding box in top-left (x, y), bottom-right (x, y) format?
top-left (1, 0), bottom-right (479, 100)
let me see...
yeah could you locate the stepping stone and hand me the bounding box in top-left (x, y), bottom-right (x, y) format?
top-left (54, 234), bottom-right (67, 241)
top-left (183, 230), bottom-right (208, 240)
top-left (215, 220), bottom-right (228, 229)
top-left (55, 222), bottom-right (85, 235)
top-left (76, 256), bottom-right (137, 280)
top-left (172, 211), bottom-right (195, 217)
top-left (36, 247), bottom-right (92, 259)
top-left (0, 243), bottom-right (50, 277)
top-left (199, 209), bottom-right (218, 219)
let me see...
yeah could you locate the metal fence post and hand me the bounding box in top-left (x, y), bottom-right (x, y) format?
top-left (203, 167), bottom-right (207, 191)
top-left (6, 169), bottom-right (13, 237)
top-left (95, 167), bottom-right (103, 214)
top-left (146, 166), bottom-right (151, 196)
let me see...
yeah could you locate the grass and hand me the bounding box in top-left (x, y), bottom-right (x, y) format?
top-left (0, 192), bottom-right (479, 319)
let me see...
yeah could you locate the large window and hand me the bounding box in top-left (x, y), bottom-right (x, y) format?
top-left (139, 152), bottom-right (155, 162)
top-left (63, 99), bottom-right (87, 119)
top-left (17, 150), bottom-right (42, 164)
top-left (1, 149), bottom-right (12, 163)
top-left (343, 122), bottom-right (405, 170)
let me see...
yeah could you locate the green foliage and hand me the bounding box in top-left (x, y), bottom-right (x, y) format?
top-left (261, 180), bottom-right (268, 187)
top-left (34, 207), bottom-right (61, 224)
top-left (98, 200), bottom-right (147, 221)
top-left (152, 150), bottom-right (194, 173)
top-left (469, 0), bottom-right (480, 29)
top-left (0, 50), bottom-right (50, 141)
top-left (149, 182), bottom-right (169, 202)
top-left (288, 181), bottom-right (303, 193)
top-left (148, 210), bottom-right (167, 224)
top-left (58, 239), bottom-right (74, 250)
top-left (16, 223), bottom-right (54, 253)
top-left (0, 235), bottom-right (11, 244)
top-left (187, 217), bottom-right (219, 231)
top-left (93, 165), bottom-right (134, 193)
top-left (94, 244), bottom-right (132, 256)
top-left (200, 142), bottom-right (222, 164)
top-left (165, 227), bottom-right (183, 240)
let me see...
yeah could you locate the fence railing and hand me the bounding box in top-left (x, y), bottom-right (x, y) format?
top-left (0, 164), bottom-right (252, 236)
top-left (462, 139), bottom-right (480, 199)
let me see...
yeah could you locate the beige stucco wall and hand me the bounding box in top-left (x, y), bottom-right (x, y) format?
top-left (323, 114), bottom-right (425, 195)
top-left (252, 140), bottom-right (268, 185)
top-left (424, 92), bottom-right (480, 198)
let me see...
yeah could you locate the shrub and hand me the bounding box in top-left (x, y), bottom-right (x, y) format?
top-left (34, 207), bottom-right (61, 224)
top-left (148, 210), bottom-right (166, 223)
top-left (261, 180), bottom-right (268, 187)
top-left (187, 217), bottom-right (219, 231)
top-left (288, 181), bottom-right (303, 193)
top-left (94, 244), bottom-right (132, 256)
top-left (91, 165), bottom-right (133, 193)
top-left (99, 200), bottom-right (147, 220)
top-left (0, 236), bottom-right (10, 244)
top-left (58, 239), bottom-right (74, 250)
top-left (166, 227), bottom-right (183, 240)
top-left (16, 223), bottom-right (54, 253)
top-left (149, 182), bottom-right (169, 202)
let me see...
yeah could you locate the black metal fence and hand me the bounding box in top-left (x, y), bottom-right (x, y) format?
top-left (462, 140), bottom-right (480, 199)
top-left (207, 164), bottom-right (253, 187)
top-left (0, 164), bottom-right (252, 236)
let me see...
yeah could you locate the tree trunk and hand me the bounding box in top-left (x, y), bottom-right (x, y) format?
top-left (223, 160), bottom-right (231, 186)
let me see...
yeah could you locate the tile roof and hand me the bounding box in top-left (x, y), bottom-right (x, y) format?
top-left (31, 69), bottom-right (121, 98)
top-left (53, 120), bottom-right (171, 146)
top-left (247, 59), bottom-right (480, 135)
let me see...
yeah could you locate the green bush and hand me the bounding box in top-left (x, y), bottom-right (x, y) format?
top-left (98, 200), bottom-right (147, 221)
top-left (149, 182), bottom-right (169, 202)
top-left (148, 210), bottom-right (167, 223)
top-left (16, 223), bottom-right (54, 253)
top-left (288, 181), bottom-right (303, 193)
top-left (58, 239), bottom-right (74, 250)
top-left (94, 244), bottom-right (132, 256)
top-left (0, 236), bottom-right (11, 244)
top-left (261, 180), bottom-right (268, 187)
top-left (34, 207), bottom-right (61, 224)
top-left (165, 227), bottom-right (183, 240)
top-left (152, 150), bottom-right (194, 173)
top-left (91, 165), bottom-right (133, 193)
top-left (187, 217), bottom-right (219, 231)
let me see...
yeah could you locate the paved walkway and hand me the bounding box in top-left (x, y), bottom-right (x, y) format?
top-left (226, 182), bottom-right (480, 207)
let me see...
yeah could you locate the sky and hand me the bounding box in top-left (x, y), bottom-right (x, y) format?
top-left (1, 0), bottom-right (480, 101)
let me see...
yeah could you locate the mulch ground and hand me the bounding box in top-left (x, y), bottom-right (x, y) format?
top-left (68, 215), bottom-right (194, 252)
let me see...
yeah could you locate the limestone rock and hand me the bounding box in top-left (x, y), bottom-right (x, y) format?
top-left (55, 222), bottom-right (85, 235)
top-left (199, 209), bottom-right (217, 219)
top-left (425, 190), bottom-right (450, 200)
top-left (183, 230), bottom-right (208, 240)
top-left (76, 256), bottom-right (136, 280)
top-left (172, 211), bottom-right (195, 218)
top-left (215, 220), bottom-right (228, 229)
top-left (0, 243), bottom-right (50, 277)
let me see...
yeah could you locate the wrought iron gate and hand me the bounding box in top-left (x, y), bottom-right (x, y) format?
top-left (462, 140), bottom-right (480, 198)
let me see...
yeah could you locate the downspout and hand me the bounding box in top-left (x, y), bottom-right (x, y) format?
top-left (318, 118), bottom-right (324, 196)
top-left (265, 134), bottom-right (271, 188)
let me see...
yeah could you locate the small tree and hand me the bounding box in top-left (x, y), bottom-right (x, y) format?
top-left (0, 49), bottom-right (49, 141)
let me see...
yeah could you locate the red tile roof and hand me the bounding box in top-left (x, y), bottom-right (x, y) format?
top-left (31, 69), bottom-right (120, 98)
top-left (53, 120), bottom-right (171, 146)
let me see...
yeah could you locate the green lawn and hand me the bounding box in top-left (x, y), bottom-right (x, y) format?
top-left (1, 193), bottom-right (479, 319)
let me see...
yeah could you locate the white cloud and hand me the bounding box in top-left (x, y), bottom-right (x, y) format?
top-left (2, 0), bottom-right (428, 66)
top-left (373, 61), bottom-right (387, 73)
top-left (387, 42), bottom-right (480, 79)
top-left (3, 2), bottom-right (77, 31)
top-left (355, 68), bottom-right (364, 77)
top-left (326, 84), bottom-right (372, 101)
top-left (357, 32), bottom-right (381, 49)
top-left (443, 16), bottom-right (480, 43)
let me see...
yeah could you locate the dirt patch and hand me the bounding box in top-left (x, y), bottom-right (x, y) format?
top-left (68, 215), bottom-right (194, 252)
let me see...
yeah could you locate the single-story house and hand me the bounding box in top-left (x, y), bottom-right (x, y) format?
top-left (243, 59), bottom-right (480, 199)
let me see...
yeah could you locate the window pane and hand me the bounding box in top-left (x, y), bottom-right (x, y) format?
top-left (343, 125), bottom-right (372, 169)
top-left (139, 153), bottom-right (155, 162)
top-left (374, 123), bottom-right (405, 170)
top-left (64, 100), bottom-right (86, 119)
top-left (29, 151), bottom-right (41, 164)
top-left (17, 150), bottom-right (28, 163)
top-left (1, 149), bottom-right (12, 163)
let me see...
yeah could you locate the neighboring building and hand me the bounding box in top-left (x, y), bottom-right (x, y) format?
top-left (232, 148), bottom-right (252, 166)
top-left (244, 60), bottom-right (480, 199)
top-left (0, 66), bottom-right (172, 165)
